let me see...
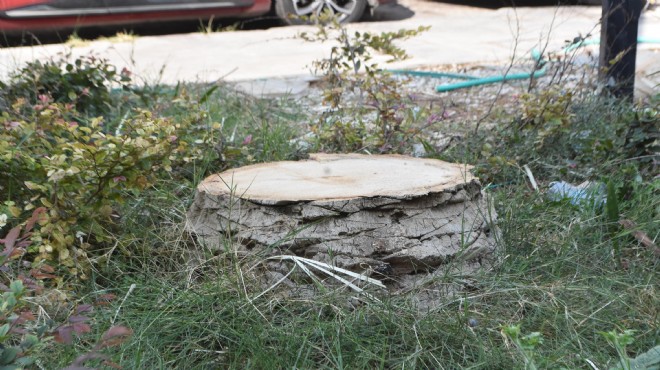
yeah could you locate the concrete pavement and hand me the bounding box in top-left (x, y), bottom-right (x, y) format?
top-left (1, 1), bottom-right (658, 94)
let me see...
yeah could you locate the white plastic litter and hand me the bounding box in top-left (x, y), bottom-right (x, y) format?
top-left (547, 181), bottom-right (606, 206)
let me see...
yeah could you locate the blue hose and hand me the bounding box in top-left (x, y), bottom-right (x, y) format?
top-left (435, 68), bottom-right (546, 92)
top-left (387, 70), bottom-right (480, 80)
top-left (389, 37), bottom-right (659, 93)
top-left (563, 37), bottom-right (660, 52)
top-left (435, 48), bottom-right (546, 92)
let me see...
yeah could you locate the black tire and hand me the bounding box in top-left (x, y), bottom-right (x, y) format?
top-left (275, 0), bottom-right (368, 25)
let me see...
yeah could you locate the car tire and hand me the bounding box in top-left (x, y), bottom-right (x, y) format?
top-left (275, 0), bottom-right (368, 25)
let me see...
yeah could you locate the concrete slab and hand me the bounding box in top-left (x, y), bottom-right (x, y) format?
top-left (232, 75), bottom-right (319, 96)
top-left (0, 1), bottom-right (658, 96)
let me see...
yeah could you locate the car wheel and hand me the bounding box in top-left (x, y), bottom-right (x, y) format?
top-left (275, 0), bottom-right (368, 25)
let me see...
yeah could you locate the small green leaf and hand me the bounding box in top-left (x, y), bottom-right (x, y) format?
top-left (9, 281), bottom-right (24, 297)
top-left (3, 294), bottom-right (17, 310)
top-left (0, 324), bottom-right (10, 338)
top-left (0, 364), bottom-right (22, 370)
top-left (199, 85), bottom-right (219, 105)
top-left (20, 335), bottom-right (39, 350)
top-left (0, 347), bottom-right (19, 366)
top-left (14, 356), bottom-right (36, 366)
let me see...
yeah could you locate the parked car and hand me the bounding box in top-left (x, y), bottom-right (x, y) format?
top-left (0, 0), bottom-right (386, 32)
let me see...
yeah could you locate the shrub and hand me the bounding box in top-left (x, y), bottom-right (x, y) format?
top-left (300, 18), bottom-right (430, 153)
top-left (0, 102), bottom-right (182, 274)
top-left (459, 92), bottom-right (659, 184)
top-left (0, 54), bottom-right (132, 118)
top-left (0, 211), bottom-right (132, 369)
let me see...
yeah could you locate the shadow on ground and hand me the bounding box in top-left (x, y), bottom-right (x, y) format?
top-left (435, 0), bottom-right (600, 8)
top-left (0, 15), bottom-right (283, 47)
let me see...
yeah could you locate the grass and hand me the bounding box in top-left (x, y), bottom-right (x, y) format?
top-left (1, 55), bottom-right (657, 368)
top-left (47, 182), bottom-right (657, 368)
top-left (52, 93), bottom-right (659, 368)
top-left (64, 31), bottom-right (137, 47)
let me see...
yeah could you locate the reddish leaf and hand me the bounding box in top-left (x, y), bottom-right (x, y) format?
top-left (1, 225), bottom-right (22, 250)
top-left (619, 219), bottom-right (660, 257)
top-left (7, 247), bottom-right (24, 259)
top-left (72, 322), bottom-right (92, 335)
top-left (76, 304), bottom-right (94, 314)
top-left (31, 271), bottom-right (57, 280)
top-left (25, 207), bottom-right (47, 233)
top-left (16, 239), bottom-right (31, 248)
top-left (68, 315), bottom-right (90, 324)
top-left (9, 327), bottom-right (27, 335)
top-left (64, 352), bottom-right (110, 370)
top-left (40, 264), bottom-right (55, 273)
top-left (102, 326), bottom-right (133, 341)
top-left (10, 310), bottom-right (35, 327)
top-left (20, 311), bottom-right (36, 321)
top-left (54, 326), bottom-right (74, 344)
top-left (100, 326), bottom-right (133, 348)
top-left (19, 275), bottom-right (41, 292)
top-left (31, 265), bottom-right (57, 279)
top-left (96, 294), bottom-right (117, 306)
top-left (103, 360), bottom-right (123, 369)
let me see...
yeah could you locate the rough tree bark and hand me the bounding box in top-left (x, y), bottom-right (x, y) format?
top-left (186, 153), bottom-right (499, 302)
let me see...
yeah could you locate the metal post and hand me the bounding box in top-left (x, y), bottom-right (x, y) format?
top-left (599, 0), bottom-right (645, 99)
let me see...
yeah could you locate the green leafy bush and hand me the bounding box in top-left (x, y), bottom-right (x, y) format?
top-left (0, 101), bottom-right (181, 273)
top-left (0, 278), bottom-right (40, 369)
top-left (0, 54), bottom-right (132, 118)
top-left (0, 210), bottom-right (132, 369)
top-left (300, 18), bottom-right (430, 153)
top-left (0, 56), bottom-right (299, 273)
top-left (460, 92), bottom-right (659, 183)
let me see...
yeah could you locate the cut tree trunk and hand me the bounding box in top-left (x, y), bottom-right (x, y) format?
top-left (186, 153), bottom-right (498, 303)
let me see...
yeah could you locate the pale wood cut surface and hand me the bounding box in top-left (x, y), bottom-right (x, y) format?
top-left (198, 153), bottom-right (474, 203)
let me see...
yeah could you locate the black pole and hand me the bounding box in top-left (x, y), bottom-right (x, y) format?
top-left (599, 0), bottom-right (645, 99)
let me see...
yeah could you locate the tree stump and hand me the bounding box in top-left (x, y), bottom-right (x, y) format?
top-left (186, 153), bottom-right (498, 302)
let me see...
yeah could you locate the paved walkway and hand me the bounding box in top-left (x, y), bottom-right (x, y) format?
top-left (1, 2), bottom-right (658, 95)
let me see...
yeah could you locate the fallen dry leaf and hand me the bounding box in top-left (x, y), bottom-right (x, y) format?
top-left (619, 219), bottom-right (660, 257)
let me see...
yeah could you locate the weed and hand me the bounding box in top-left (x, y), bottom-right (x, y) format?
top-left (300, 17), bottom-right (430, 153)
top-left (501, 324), bottom-right (543, 370)
top-left (64, 32), bottom-right (90, 48)
top-left (102, 31), bottom-right (137, 43)
top-left (600, 329), bottom-right (636, 370)
top-left (198, 16), bottom-right (239, 33)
